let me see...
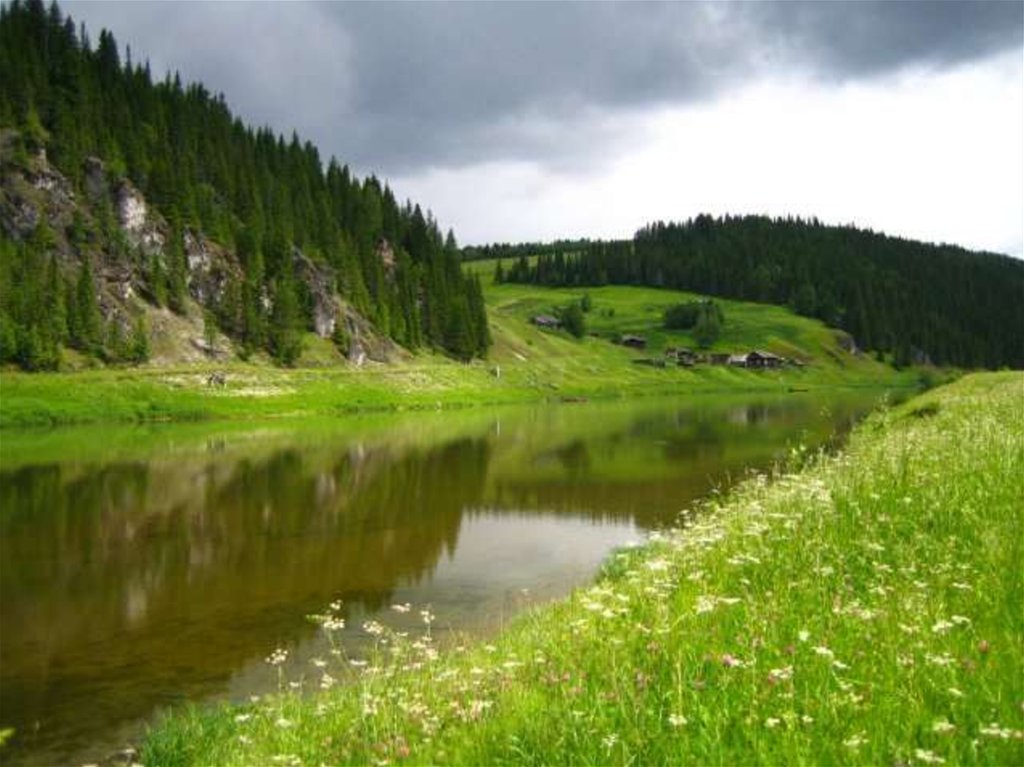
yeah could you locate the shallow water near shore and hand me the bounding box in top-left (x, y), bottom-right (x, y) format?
top-left (0, 389), bottom-right (892, 765)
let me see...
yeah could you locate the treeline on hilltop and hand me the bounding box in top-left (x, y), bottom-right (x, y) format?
top-left (499, 215), bottom-right (1024, 369)
top-left (0, 0), bottom-right (490, 369)
top-left (461, 238), bottom-right (594, 263)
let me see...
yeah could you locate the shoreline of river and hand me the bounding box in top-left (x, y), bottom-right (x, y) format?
top-left (137, 371), bottom-right (1023, 766)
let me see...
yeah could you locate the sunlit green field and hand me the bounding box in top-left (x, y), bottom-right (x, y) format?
top-left (1, 264), bottom-right (914, 428)
top-left (140, 372), bottom-right (1023, 766)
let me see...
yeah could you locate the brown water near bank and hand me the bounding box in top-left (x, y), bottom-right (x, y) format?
top-left (0, 390), bottom-right (891, 765)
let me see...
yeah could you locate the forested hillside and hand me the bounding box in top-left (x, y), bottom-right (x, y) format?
top-left (501, 215), bottom-right (1024, 368)
top-left (0, 0), bottom-right (489, 370)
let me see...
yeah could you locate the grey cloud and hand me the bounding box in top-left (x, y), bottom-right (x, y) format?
top-left (63, 1), bottom-right (1023, 176)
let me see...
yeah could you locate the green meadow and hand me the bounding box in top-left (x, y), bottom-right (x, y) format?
top-left (140, 372), bottom-right (1023, 766)
top-left (0, 267), bottom-right (916, 428)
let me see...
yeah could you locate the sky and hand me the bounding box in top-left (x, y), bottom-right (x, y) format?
top-left (63, 1), bottom-right (1024, 256)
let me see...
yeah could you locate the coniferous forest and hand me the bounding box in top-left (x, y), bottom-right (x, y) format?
top-left (500, 215), bottom-right (1024, 369)
top-left (0, 0), bottom-right (490, 369)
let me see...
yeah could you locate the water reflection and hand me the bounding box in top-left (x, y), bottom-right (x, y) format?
top-left (0, 392), bottom-right (884, 764)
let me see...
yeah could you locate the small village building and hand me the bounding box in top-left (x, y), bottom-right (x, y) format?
top-left (708, 353), bottom-right (731, 365)
top-left (667, 347), bottom-right (697, 366)
top-left (619, 334), bottom-right (647, 349)
top-left (747, 350), bottom-right (785, 369)
top-left (531, 314), bottom-right (561, 329)
top-left (728, 354), bottom-right (750, 367)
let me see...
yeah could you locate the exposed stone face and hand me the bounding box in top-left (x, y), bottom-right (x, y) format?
top-left (84, 157), bottom-right (107, 203)
top-left (117, 182), bottom-right (147, 232)
top-left (0, 193), bottom-right (40, 240)
top-left (293, 250), bottom-right (338, 338)
top-left (184, 230), bottom-right (241, 308)
top-left (116, 181), bottom-right (165, 255)
top-left (0, 130), bottom-right (405, 367)
top-left (376, 237), bottom-right (396, 273)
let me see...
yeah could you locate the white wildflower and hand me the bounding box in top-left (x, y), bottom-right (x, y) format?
top-left (932, 719), bottom-right (955, 734)
top-left (668, 713), bottom-right (688, 727)
top-left (931, 619), bottom-right (954, 634)
top-left (768, 666), bottom-right (793, 682)
top-left (265, 648), bottom-right (288, 666)
top-left (914, 748), bottom-right (945, 764)
top-left (843, 733), bottom-right (867, 749)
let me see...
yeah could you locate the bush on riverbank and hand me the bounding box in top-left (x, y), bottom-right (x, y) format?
top-left (142, 372), bottom-right (1023, 766)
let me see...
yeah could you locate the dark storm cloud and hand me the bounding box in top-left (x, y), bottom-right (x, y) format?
top-left (62, 1), bottom-right (1023, 175)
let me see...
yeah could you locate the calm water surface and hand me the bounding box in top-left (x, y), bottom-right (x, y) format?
top-left (0, 391), bottom-right (887, 765)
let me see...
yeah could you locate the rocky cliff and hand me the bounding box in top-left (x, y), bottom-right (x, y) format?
top-left (0, 136), bottom-right (401, 367)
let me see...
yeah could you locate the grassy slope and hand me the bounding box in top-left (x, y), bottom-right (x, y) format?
top-left (0, 268), bottom-right (911, 428)
top-left (141, 372), bottom-right (1023, 766)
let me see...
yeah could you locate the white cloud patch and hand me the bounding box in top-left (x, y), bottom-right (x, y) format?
top-left (395, 49), bottom-right (1023, 256)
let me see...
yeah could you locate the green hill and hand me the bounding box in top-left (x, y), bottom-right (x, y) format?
top-left (466, 258), bottom-right (897, 391)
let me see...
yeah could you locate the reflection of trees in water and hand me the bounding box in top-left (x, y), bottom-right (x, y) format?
top-left (0, 436), bottom-right (491, 765)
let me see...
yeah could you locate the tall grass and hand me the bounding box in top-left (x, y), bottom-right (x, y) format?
top-left (141, 372), bottom-right (1022, 766)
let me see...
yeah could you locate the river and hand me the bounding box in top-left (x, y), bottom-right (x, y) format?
top-left (0, 390), bottom-right (890, 765)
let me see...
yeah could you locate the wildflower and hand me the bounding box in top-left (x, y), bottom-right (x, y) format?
top-left (833, 659), bottom-right (849, 671)
top-left (234, 714), bottom-right (252, 723)
top-left (931, 619), bottom-right (954, 634)
top-left (320, 673), bottom-right (336, 690)
top-left (311, 658), bottom-right (327, 668)
top-left (350, 659), bottom-right (368, 668)
top-left (798, 630), bottom-right (810, 643)
top-left (979, 723), bottom-right (1012, 739)
top-left (947, 687), bottom-right (964, 698)
top-left (843, 733), bottom-right (866, 749)
top-left (721, 653), bottom-right (743, 668)
top-left (265, 648), bottom-right (288, 666)
top-left (801, 714), bottom-right (814, 724)
top-left (914, 748), bottom-right (945, 764)
top-left (812, 646), bottom-right (834, 659)
top-left (363, 621), bottom-right (385, 636)
top-left (932, 719), bottom-right (955, 734)
top-left (391, 603), bottom-right (411, 613)
top-left (765, 717), bottom-right (781, 729)
top-left (275, 718), bottom-right (293, 729)
top-left (668, 713), bottom-right (688, 727)
top-left (696, 595), bottom-right (717, 614)
top-left (602, 733), bottom-right (619, 751)
top-left (950, 615), bottom-right (971, 626)
top-left (420, 610), bottom-right (435, 626)
top-left (768, 666), bottom-right (793, 682)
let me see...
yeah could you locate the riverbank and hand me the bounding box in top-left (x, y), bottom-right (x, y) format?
top-left (1, 278), bottom-right (925, 429)
top-left (0, 354), bottom-right (918, 429)
top-left (140, 371), bottom-right (1023, 765)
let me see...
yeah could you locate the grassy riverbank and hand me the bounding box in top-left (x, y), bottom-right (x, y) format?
top-left (0, 280), bottom-right (917, 429)
top-left (141, 371), bottom-right (1023, 766)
